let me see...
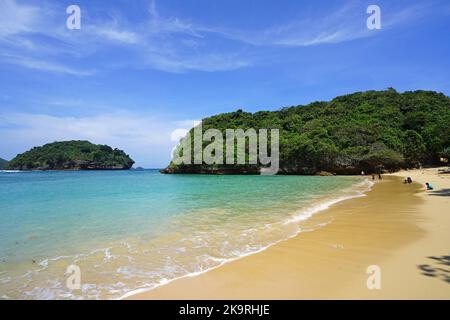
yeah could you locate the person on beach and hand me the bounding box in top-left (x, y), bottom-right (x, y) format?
top-left (404, 177), bottom-right (412, 184)
top-left (425, 182), bottom-right (434, 190)
top-left (376, 168), bottom-right (383, 180)
top-left (372, 174), bottom-right (376, 180)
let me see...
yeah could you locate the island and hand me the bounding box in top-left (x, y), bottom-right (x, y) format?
top-left (163, 89), bottom-right (450, 175)
top-left (6, 140), bottom-right (135, 171)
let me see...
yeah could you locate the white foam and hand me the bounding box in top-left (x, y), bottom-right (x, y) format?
top-left (285, 194), bottom-right (362, 224)
top-left (8, 178), bottom-right (375, 300)
top-left (119, 178), bottom-right (375, 300)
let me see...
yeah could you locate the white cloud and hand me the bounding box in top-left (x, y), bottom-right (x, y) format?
top-left (170, 128), bottom-right (188, 142)
top-left (0, 53), bottom-right (94, 76)
top-left (86, 13), bottom-right (142, 45)
top-left (170, 119), bottom-right (201, 142)
top-left (173, 119), bottom-right (201, 128)
top-left (0, 111), bottom-right (183, 167)
top-left (48, 98), bottom-right (85, 107)
top-left (0, 0), bottom-right (250, 74)
top-left (143, 51), bottom-right (250, 73)
top-left (0, 1), bottom-right (94, 76)
top-left (0, 0), bottom-right (40, 37)
top-left (147, 0), bottom-right (202, 37)
top-left (96, 28), bottom-right (141, 44)
top-left (208, 2), bottom-right (430, 47)
top-left (0, 0), bottom-right (434, 76)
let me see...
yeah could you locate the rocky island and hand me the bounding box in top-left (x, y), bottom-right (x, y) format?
top-left (163, 89), bottom-right (450, 175)
top-left (6, 140), bottom-right (134, 171)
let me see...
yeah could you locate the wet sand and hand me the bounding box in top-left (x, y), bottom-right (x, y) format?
top-left (128, 168), bottom-right (450, 299)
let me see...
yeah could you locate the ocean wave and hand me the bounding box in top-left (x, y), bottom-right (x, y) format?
top-left (285, 178), bottom-right (374, 224)
top-left (2, 178), bottom-right (374, 300)
top-left (119, 178), bottom-right (375, 299)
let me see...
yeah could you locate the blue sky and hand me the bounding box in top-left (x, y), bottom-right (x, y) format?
top-left (0, 0), bottom-right (449, 167)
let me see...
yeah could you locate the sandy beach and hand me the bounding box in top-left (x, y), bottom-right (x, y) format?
top-left (128, 167), bottom-right (450, 299)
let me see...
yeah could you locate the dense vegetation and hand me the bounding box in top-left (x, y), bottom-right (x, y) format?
top-left (165, 89), bottom-right (450, 174)
top-left (0, 158), bottom-right (8, 170)
top-left (6, 141), bottom-right (134, 170)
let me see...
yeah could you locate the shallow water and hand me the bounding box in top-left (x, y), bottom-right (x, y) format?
top-left (0, 170), bottom-right (369, 299)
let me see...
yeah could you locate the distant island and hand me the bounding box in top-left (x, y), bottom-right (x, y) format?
top-left (6, 141), bottom-right (135, 171)
top-left (0, 158), bottom-right (8, 170)
top-left (163, 89), bottom-right (450, 175)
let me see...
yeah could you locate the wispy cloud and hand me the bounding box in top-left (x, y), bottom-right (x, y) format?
top-left (211, 2), bottom-right (429, 47)
top-left (88, 0), bottom-right (251, 72)
top-left (0, 0), bottom-right (95, 75)
top-left (143, 51), bottom-right (250, 73)
top-left (0, 0), bottom-right (40, 37)
top-left (147, 0), bottom-right (202, 37)
top-left (128, 0), bottom-right (250, 72)
top-left (0, 111), bottom-right (181, 166)
top-left (0, 0), bottom-right (250, 74)
top-left (96, 28), bottom-right (141, 44)
top-left (0, 0), bottom-right (436, 75)
top-left (0, 53), bottom-right (94, 76)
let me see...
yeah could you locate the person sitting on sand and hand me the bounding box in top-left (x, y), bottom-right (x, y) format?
top-left (425, 182), bottom-right (434, 190)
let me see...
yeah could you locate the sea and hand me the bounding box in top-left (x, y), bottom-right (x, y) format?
top-left (0, 170), bottom-right (371, 299)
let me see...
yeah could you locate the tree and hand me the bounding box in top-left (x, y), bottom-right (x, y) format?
top-left (7, 141), bottom-right (134, 170)
top-left (163, 89), bottom-right (450, 174)
top-left (402, 130), bottom-right (426, 166)
top-left (361, 142), bottom-right (404, 171)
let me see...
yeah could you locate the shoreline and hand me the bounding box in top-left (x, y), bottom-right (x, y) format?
top-left (128, 167), bottom-right (450, 299)
top-left (120, 177), bottom-right (373, 299)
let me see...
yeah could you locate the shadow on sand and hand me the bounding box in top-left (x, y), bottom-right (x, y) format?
top-left (417, 255), bottom-right (450, 284)
top-left (428, 188), bottom-right (450, 197)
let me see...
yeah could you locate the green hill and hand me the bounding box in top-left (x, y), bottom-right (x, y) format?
top-left (6, 141), bottom-right (134, 171)
top-left (164, 89), bottom-right (450, 174)
top-left (0, 158), bottom-right (8, 170)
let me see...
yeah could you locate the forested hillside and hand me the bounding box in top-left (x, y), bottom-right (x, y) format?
top-left (165, 89), bottom-right (450, 174)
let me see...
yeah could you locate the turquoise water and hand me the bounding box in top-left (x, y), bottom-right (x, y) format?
top-left (0, 170), bottom-right (369, 299)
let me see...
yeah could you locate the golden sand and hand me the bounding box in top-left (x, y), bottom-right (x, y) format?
top-left (128, 168), bottom-right (450, 299)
